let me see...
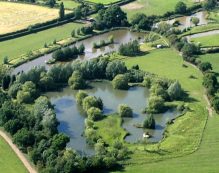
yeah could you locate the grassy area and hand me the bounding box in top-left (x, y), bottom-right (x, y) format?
top-left (95, 114), bottom-right (128, 145)
top-left (181, 23), bottom-right (219, 36)
top-left (191, 34), bottom-right (219, 47)
top-left (0, 22), bottom-right (83, 63)
top-left (87, 0), bottom-right (120, 5)
top-left (57, 0), bottom-right (80, 9)
top-left (0, 136), bottom-right (28, 173)
top-left (103, 48), bottom-right (212, 172)
top-left (0, 2), bottom-right (59, 34)
top-left (199, 53), bottom-right (219, 74)
top-left (121, 0), bottom-right (194, 19)
top-left (207, 8), bottom-right (219, 23)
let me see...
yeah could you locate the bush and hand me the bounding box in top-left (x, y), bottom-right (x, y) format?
top-left (82, 96), bottom-right (103, 112)
top-left (119, 40), bottom-right (140, 56)
top-left (212, 96), bottom-right (219, 113)
top-left (147, 95), bottom-right (165, 113)
top-left (199, 62), bottom-right (212, 72)
top-left (175, 1), bottom-right (187, 14)
top-left (167, 81), bottom-right (183, 100)
top-left (112, 74), bottom-right (129, 90)
top-left (106, 60), bottom-right (127, 79)
top-left (87, 107), bottom-right (103, 121)
top-left (118, 104), bottom-right (133, 117)
top-left (68, 71), bottom-right (86, 89)
top-left (76, 91), bottom-right (88, 105)
top-left (143, 114), bottom-right (155, 129)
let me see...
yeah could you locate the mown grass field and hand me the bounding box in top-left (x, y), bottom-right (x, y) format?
top-left (121, 0), bottom-right (194, 19)
top-left (87, 0), bottom-right (120, 4)
top-left (100, 48), bottom-right (217, 172)
top-left (0, 2), bottom-right (59, 34)
top-left (191, 34), bottom-right (219, 47)
top-left (0, 136), bottom-right (27, 173)
top-left (0, 22), bottom-right (83, 62)
top-left (58, 0), bottom-right (80, 9)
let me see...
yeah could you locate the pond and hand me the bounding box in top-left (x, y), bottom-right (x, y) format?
top-left (13, 29), bottom-right (145, 74)
top-left (46, 81), bottom-right (179, 155)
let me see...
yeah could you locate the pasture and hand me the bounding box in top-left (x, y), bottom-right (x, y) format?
top-left (0, 2), bottom-right (59, 34)
top-left (0, 22), bottom-right (83, 63)
top-left (191, 34), bottom-right (219, 47)
top-left (199, 53), bottom-right (219, 74)
top-left (86, 0), bottom-right (120, 4)
top-left (122, 0), bottom-right (195, 18)
top-left (0, 136), bottom-right (28, 173)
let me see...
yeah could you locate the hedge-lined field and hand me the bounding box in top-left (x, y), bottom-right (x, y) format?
top-left (0, 2), bottom-right (60, 34)
top-left (191, 34), bottom-right (219, 47)
top-left (0, 136), bottom-right (28, 173)
top-left (122, 0), bottom-right (195, 18)
top-left (0, 22), bottom-right (83, 62)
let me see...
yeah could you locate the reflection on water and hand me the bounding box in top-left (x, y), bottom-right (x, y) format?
top-left (46, 81), bottom-right (179, 154)
top-left (14, 30), bottom-right (145, 74)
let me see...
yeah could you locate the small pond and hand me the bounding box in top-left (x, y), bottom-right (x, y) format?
top-left (46, 81), bottom-right (179, 155)
top-left (13, 29), bottom-right (145, 74)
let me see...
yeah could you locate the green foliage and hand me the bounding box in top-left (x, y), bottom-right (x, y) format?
top-left (51, 133), bottom-right (70, 150)
top-left (112, 74), bottom-right (129, 90)
top-left (118, 104), bottom-right (133, 117)
top-left (87, 107), bottom-right (103, 121)
top-left (191, 17), bottom-right (200, 26)
top-left (167, 81), bottom-right (183, 100)
top-left (76, 90), bottom-right (88, 105)
top-left (212, 96), bottom-right (219, 113)
top-left (68, 71), bottom-right (86, 89)
top-left (147, 95), bottom-right (165, 113)
top-left (17, 81), bottom-right (38, 103)
top-left (199, 62), bottom-right (212, 72)
top-left (175, 1), bottom-right (187, 14)
top-left (130, 13), bottom-right (153, 30)
top-left (119, 40), bottom-right (140, 56)
top-left (8, 83), bottom-right (22, 98)
top-left (59, 2), bottom-right (65, 20)
top-left (143, 114), bottom-right (155, 129)
top-left (106, 60), bottom-right (127, 79)
top-left (203, 0), bottom-right (217, 10)
top-left (82, 96), bottom-right (103, 112)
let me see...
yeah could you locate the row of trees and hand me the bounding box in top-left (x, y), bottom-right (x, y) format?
top-left (119, 40), bottom-right (141, 56)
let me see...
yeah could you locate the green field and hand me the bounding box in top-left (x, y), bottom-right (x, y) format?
top-left (191, 34), bottom-right (219, 47)
top-left (121, 0), bottom-right (194, 19)
top-left (0, 136), bottom-right (27, 173)
top-left (98, 48), bottom-right (218, 172)
top-left (87, 0), bottom-right (120, 4)
top-left (58, 0), bottom-right (80, 9)
top-left (199, 53), bottom-right (219, 73)
top-left (0, 22), bottom-right (83, 62)
top-left (207, 8), bottom-right (219, 23)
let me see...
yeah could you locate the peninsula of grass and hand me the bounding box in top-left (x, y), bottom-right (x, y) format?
top-left (0, 22), bottom-right (83, 63)
top-left (191, 34), bottom-right (219, 47)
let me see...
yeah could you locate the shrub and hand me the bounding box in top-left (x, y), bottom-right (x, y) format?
top-left (106, 60), bottom-right (127, 79)
top-left (68, 71), bottom-right (86, 89)
top-left (82, 96), bottom-right (103, 112)
top-left (87, 107), bottom-right (103, 121)
top-left (175, 1), bottom-right (187, 14)
top-left (167, 81), bottom-right (183, 100)
top-left (119, 40), bottom-right (140, 56)
top-left (76, 91), bottom-right (88, 105)
top-left (147, 95), bottom-right (165, 113)
top-left (199, 62), bottom-right (212, 72)
top-left (212, 96), bottom-right (219, 113)
top-left (112, 74), bottom-right (129, 90)
top-left (143, 114), bottom-right (155, 129)
top-left (118, 104), bottom-right (133, 117)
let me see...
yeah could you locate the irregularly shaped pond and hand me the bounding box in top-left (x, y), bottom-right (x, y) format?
top-left (46, 81), bottom-right (179, 155)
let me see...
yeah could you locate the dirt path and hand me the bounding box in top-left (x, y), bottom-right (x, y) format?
top-left (0, 130), bottom-right (37, 173)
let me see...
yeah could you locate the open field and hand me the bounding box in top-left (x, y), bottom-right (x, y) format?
top-left (58, 0), bottom-right (80, 9)
top-left (0, 2), bottom-right (60, 34)
top-left (207, 8), bottom-right (219, 23)
top-left (0, 136), bottom-right (28, 173)
top-left (86, 0), bottom-right (120, 4)
top-left (122, 0), bottom-right (195, 18)
top-left (191, 34), bottom-right (219, 47)
top-left (103, 48), bottom-right (214, 172)
top-left (199, 53), bottom-right (219, 73)
top-left (0, 22), bottom-right (83, 62)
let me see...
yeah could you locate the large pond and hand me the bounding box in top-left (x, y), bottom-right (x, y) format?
top-left (14, 29), bottom-right (145, 74)
top-left (46, 81), bottom-right (179, 155)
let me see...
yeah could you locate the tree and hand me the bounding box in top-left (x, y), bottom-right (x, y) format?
top-left (13, 128), bottom-right (35, 148)
top-left (181, 43), bottom-right (199, 58)
top-left (2, 75), bottom-right (11, 90)
top-left (78, 44), bottom-right (85, 54)
top-left (203, 0), bottom-right (217, 10)
top-left (118, 104), bottom-right (133, 117)
top-left (112, 74), bottom-right (129, 90)
top-left (191, 17), bottom-right (200, 26)
top-left (87, 107), bottom-right (103, 121)
top-left (68, 71), bottom-right (86, 89)
top-left (82, 96), bottom-right (103, 111)
top-left (76, 90), bottom-right (88, 105)
top-left (48, 0), bottom-right (56, 8)
top-left (51, 133), bottom-right (70, 150)
top-left (106, 60), bottom-right (127, 79)
top-left (4, 119), bottom-right (23, 135)
top-left (71, 29), bottom-right (75, 37)
top-left (52, 49), bottom-right (64, 61)
top-left (119, 40), bottom-right (140, 56)
top-left (59, 2), bottom-right (65, 20)
top-left (3, 56), bottom-right (9, 64)
top-left (175, 1), bottom-right (187, 14)
top-left (147, 95), bottom-right (165, 113)
top-left (130, 13), bottom-right (153, 30)
top-left (143, 114), bottom-right (155, 129)
top-left (212, 96), bottom-right (219, 113)
top-left (199, 62), bottom-right (212, 72)
top-left (167, 81), bottom-right (183, 100)
top-left (8, 83), bottom-right (22, 98)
